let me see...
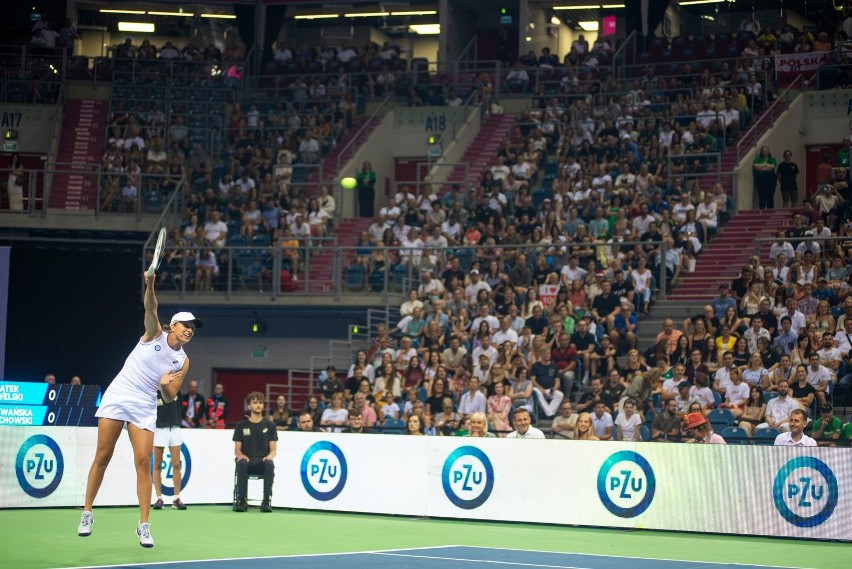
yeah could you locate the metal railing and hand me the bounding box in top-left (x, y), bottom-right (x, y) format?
top-left (335, 91), bottom-right (393, 176)
top-left (148, 239), bottom-right (673, 304)
top-left (736, 75), bottom-right (803, 163)
top-left (752, 234), bottom-right (852, 264)
top-left (0, 168), bottom-right (45, 214)
top-left (611, 31), bottom-right (638, 75)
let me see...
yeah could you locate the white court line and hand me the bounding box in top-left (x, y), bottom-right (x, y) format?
top-left (56, 545), bottom-right (454, 569)
top-left (370, 552), bottom-right (588, 569)
top-left (449, 545), bottom-right (818, 569)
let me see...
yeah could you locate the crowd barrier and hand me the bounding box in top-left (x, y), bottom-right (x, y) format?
top-left (2, 427), bottom-right (849, 541)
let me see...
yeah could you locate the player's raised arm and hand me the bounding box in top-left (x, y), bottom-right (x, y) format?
top-left (142, 272), bottom-right (163, 342)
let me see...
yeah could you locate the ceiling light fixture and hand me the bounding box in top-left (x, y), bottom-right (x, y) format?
top-left (344, 12), bottom-right (390, 18)
top-left (294, 14), bottom-right (340, 20)
top-left (147, 11), bottom-right (194, 17)
top-left (578, 21), bottom-right (600, 31)
top-left (200, 14), bottom-right (237, 19)
top-left (391, 11), bottom-right (438, 16)
top-left (409, 24), bottom-right (441, 35)
top-left (100, 9), bottom-right (145, 15)
top-left (117, 22), bottom-right (155, 32)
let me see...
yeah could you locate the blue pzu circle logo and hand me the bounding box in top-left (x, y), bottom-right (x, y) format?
top-left (597, 450), bottom-right (656, 518)
top-left (16, 435), bottom-right (64, 498)
top-left (441, 445), bottom-right (495, 510)
top-left (149, 443), bottom-right (192, 497)
top-left (773, 456), bottom-right (838, 528)
top-left (300, 441), bottom-right (347, 501)
top-left (154, 345), bottom-right (161, 351)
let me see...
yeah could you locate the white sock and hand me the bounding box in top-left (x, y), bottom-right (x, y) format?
top-left (156, 495), bottom-right (163, 501)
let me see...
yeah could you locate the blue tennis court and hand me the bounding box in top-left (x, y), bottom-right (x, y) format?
top-left (65, 546), bottom-right (816, 569)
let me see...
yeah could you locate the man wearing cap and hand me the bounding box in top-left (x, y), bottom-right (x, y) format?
top-left (812, 404), bottom-right (842, 446)
top-left (773, 409), bottom-right (817, 447)
top-left (464, 269), bottom-right (491, 304)
top-left (673, 381), bottom-right (697, 415)
top-left (682, 412), bottom-right (726, 444)
top-left (711, 285), bottom-right (737, 320)
top-left (813, 276), bottom-right (836, 305)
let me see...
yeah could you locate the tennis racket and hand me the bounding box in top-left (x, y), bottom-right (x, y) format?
top-left (146, 227), bottom-right (167, 277)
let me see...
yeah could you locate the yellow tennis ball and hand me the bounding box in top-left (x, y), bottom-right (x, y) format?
top-left (341, 177), bottom-right (357, 189)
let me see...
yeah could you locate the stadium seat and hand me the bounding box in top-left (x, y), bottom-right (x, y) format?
top-left (720, 426), bottom-right (749, 445)
top-left (708, 409), bottom-right (734, 432)
top-left (753, 427), bottom-right (780, 446)
top-left (762, 391), bottom-right (779, 404)
top-left (143, 191), bottom-right (164, 213)
top-left (712, 391), bottom-right (722, 408)
top-left (345, 264), bottom-right (366, 291)
top-left (382, 418), bottom-right (405, 434)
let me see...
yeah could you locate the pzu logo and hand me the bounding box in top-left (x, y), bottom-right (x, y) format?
top-left (597, 451), bottom-right (656, 518)
top-left (149, 443), bottom-right (192, 497)
top-left (773, 456), bottom-right (838, 528)
top-left (441, 446), bottom-right (494, 509)
top-left (16, 435), bottom-right (65, 498)
top-left (300, 441), bottom-right (347, 501)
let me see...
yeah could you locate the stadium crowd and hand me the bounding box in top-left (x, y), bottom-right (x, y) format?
top-left (78, 19), bottom-right (852, 445)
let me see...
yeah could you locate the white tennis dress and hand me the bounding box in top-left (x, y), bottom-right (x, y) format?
top-left (96, 332), bottom-right (187, 431)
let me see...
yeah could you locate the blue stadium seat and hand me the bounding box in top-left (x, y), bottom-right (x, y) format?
top-left (345, 265), bottom-right (366, 291)
top-left (708, 408), bottom-right (734, 432)
top-left (382, 418), bottom-right (405, 434)
top-left (720, 426), bottom-right (749, 445)
top-left (753, 427), bottom-right (780, 446)
top-left (143, 191), bottom-right (164, 213)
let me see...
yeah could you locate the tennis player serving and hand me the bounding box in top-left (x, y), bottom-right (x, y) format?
top-left (78, 272), bottom-right (201, 547)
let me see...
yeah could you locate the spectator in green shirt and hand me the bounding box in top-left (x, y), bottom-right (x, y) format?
top-left (837, 137), bottom-right (850, 169)
top-left (753, 145), bottom-right (778, 211)
top-left (812, 403), bottom-right (843, 447)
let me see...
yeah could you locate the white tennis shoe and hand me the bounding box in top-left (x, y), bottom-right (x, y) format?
top-left (136, 523), bottom-right (154, 548)
top-left (78, 511), bottom-right (93, 536)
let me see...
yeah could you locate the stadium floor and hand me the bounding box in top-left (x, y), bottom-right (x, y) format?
top-left (0, 507), bottom-right (844, 569)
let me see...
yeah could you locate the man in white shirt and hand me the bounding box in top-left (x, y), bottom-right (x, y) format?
top-left (458, 377), bottom-right (487, 418)
top-left (203, 211), bottom-right (228, 247)
top-left (472, 335), bottom-right (498, 365)
top-left (660, 364), bottom-right (686, 401)
top-left (774, 409), bottom-right (817, 446)
top-left (591, 401), bottom-right (613, 440)
top-left (464, 270), bottom-right (491, 304)
top-left (806, 353), bottom-right (831, 406)
top-left (379, 197), bottom-right (401, 226)
top-left (696, 101), bottom-right (718, 131)
top-left (632, 203), bottom-right (656, 235)
top-left (472, 304), bottom-right (500, 333)
top-left (718, 98), bottom-right (740, 139)
top-left (713, 351), bottom-right (736, 396)
top-left (816, 332), bottom-right (842, 381)
top-left (743, 316), bottom-right (771, 353)
top-left (506, 408), bottom-right (545, 439)
top-left (782, 298), bottom-right (808, 335)
top-left (758, 380), bottom-right (800, 432)
top-left (491, 316), bottom-right (519, 348)
top-left (490, 157), bottom-right (511, 182)
top-left (560, 255), bottom-right (588, 288)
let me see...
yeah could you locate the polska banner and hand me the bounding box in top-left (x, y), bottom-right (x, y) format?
top-left (774, 51), bottom-right (831, 87)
